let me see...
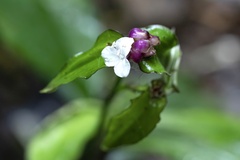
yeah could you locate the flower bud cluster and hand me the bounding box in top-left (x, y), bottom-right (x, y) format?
top-left (128, 28), bottom-right (160, 63)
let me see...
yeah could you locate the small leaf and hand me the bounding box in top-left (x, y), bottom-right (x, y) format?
top-left (101, 88), bottom-right (167, 150)
top-left (163, 45), bottom-right (182, 94)
top-left (144, 25), bottom-right (182, 94)
top-left (41, 29), bottom-right (122, 93)
top-left (26, 99), bottom-right (102, 160)
top-left (139, 55), bottom-right (166, 74)
top-left (145, 25), bottom-right (178, 55)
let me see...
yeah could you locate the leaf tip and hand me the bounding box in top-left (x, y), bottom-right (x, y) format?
top-left (39, 87), bottom-right (56, 94)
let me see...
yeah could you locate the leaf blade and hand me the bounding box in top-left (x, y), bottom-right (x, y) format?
top-left (26, 99), bottom-right (102, 160)
top-left (101, 88), bottom-right (167, 150)
top-left (139, 55), bottom-right (166, 74)
top-left (41, 29), bottom-right (122, 93)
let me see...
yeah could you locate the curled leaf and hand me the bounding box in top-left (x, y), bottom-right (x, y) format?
top-left (101, 85), bottom-right (167, 150)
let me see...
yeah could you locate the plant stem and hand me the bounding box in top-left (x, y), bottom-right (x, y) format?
top-left (80, 77), bottom-right (122, 160)
top-left (102, 77), bottom-right (122, 122)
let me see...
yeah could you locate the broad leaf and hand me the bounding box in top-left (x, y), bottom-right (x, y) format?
top-left (26, 99), bottom-right (102, 160)
top-left (41, 30), bottom-right (122, 93)
top-left (101, 87), bottom-right (167, 150)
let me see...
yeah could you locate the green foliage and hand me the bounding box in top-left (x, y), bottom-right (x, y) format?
top-left (26, 99), bottom-right (102, 160)
top-left (102, 88), bottom-right (166, 150)
top-left (145, 25), bottom-right (178, 56)
top-left (139, 55), bottom-right (166, 74)
top-left (138, 25), bottom-right (180, 76)
top-left (105, 76), bottom-right (240, 160)
top-left (28, 25), bottom-right (182, 159)
top-left (145, 25), bottom-right (181, 93)
top-left (0, 0), bottom-right (101, 79)
top-left (126, 107), bottom-right (240, 160)
top-left (40, 30), bottom-right (122, 93)
top-left (101, 25), bottom-right (181, 150)
top-left (0, 0), bottom-right (103, 98)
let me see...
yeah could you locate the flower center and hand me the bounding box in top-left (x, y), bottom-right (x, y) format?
top-left (119, 51), bottom-right (125, 60)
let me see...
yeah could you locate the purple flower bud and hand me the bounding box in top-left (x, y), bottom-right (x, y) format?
top-left (143, 46), bottom-right (156, 57)
top-left (128, 28), bottom-right (149, 40)
top-left (127, 28), bottom-right (160, 63)
top-left (128, 40), bottom-right (151, 63)
top-left (149, 35), bottom-right (160, 46)
top-left (128, 51), bottom-right (143, 63)
top-left (132, 39), bottom-right (151, 53)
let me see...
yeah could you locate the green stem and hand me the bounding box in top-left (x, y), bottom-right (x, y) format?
top-left (80, 77), bottom-right (122, 160)
top-left (101, 77), bottom-right (122, 123)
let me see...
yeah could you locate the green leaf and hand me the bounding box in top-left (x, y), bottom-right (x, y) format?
top-left (145, 25), bottom-right (178, 55)
top-left (139, 55), bottom-right (166, 74)
top-left (26, 99), bottom-right (102, 160)
top-left (101, 88), bottom-right (167, 150)
top-left (144, 25), bottom-right (182, 94)
top-left (128, 107), bottom-right (240, 160)
top-left (0, 0), bottom-right (106, 97)
top-left (163, 45), bottom-right (181, 94)
top-left (41, 30), bottom-right (122, 93)
top-left (0, 0), bottom-right (101, 79)
top-left (138, 25), bottom-right (178, 75)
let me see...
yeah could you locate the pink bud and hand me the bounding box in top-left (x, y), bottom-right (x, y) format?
top-left (149, 35), bottom-right (160, 46)
top-left (143, 46), bottom-right (156, 57)
top-left (128, 28), bottom-right (149, 40)
top-left (132, 40), bottom-right (151, 53)
top-left (128, 51), bottom-right (143, 63)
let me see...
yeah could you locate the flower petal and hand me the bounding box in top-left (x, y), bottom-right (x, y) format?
top-left (101, 46), bottom-right (120, 66)
top-left (115, 37), bottom-right (134, 57)
top-left (114, 59), bottom-right (131, 78)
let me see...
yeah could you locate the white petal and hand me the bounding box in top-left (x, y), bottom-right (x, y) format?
top-left (101, 46), bottom-right (120, 66)
top-left (115, 37), bottom-right (134, 57)
top-left (114, 59), bottom-right (131, 78)
top-left (101, 46), bottom-right (116, 58)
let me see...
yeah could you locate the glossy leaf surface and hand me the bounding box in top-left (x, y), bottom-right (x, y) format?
top-left (139, 55), bottom-right (165, 74)
top-left (26, 99), bottom-right (102, 160)
top-left (41, 30), bottom-right (122, 93)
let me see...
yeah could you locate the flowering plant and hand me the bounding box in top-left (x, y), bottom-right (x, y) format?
top-left (28, 25), bottom-right (182, 160)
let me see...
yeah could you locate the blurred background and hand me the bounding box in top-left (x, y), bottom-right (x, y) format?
top-left (0, 0), bottom-right (240, 160)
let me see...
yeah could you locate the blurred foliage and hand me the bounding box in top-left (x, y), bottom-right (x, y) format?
top-left (107, 75), bottom-right (240, 160)
top-left (0, 0), bottom-right (103, 77)
top-left (26, 99), bottom-right (102, 160)
top-left (25, 69), bottom-right (239, 160)
top-left (0, 0), bottom-right (103, 98)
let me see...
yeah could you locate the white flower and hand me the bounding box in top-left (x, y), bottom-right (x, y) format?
top-left (101, 37), bottom-right (134, 77)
